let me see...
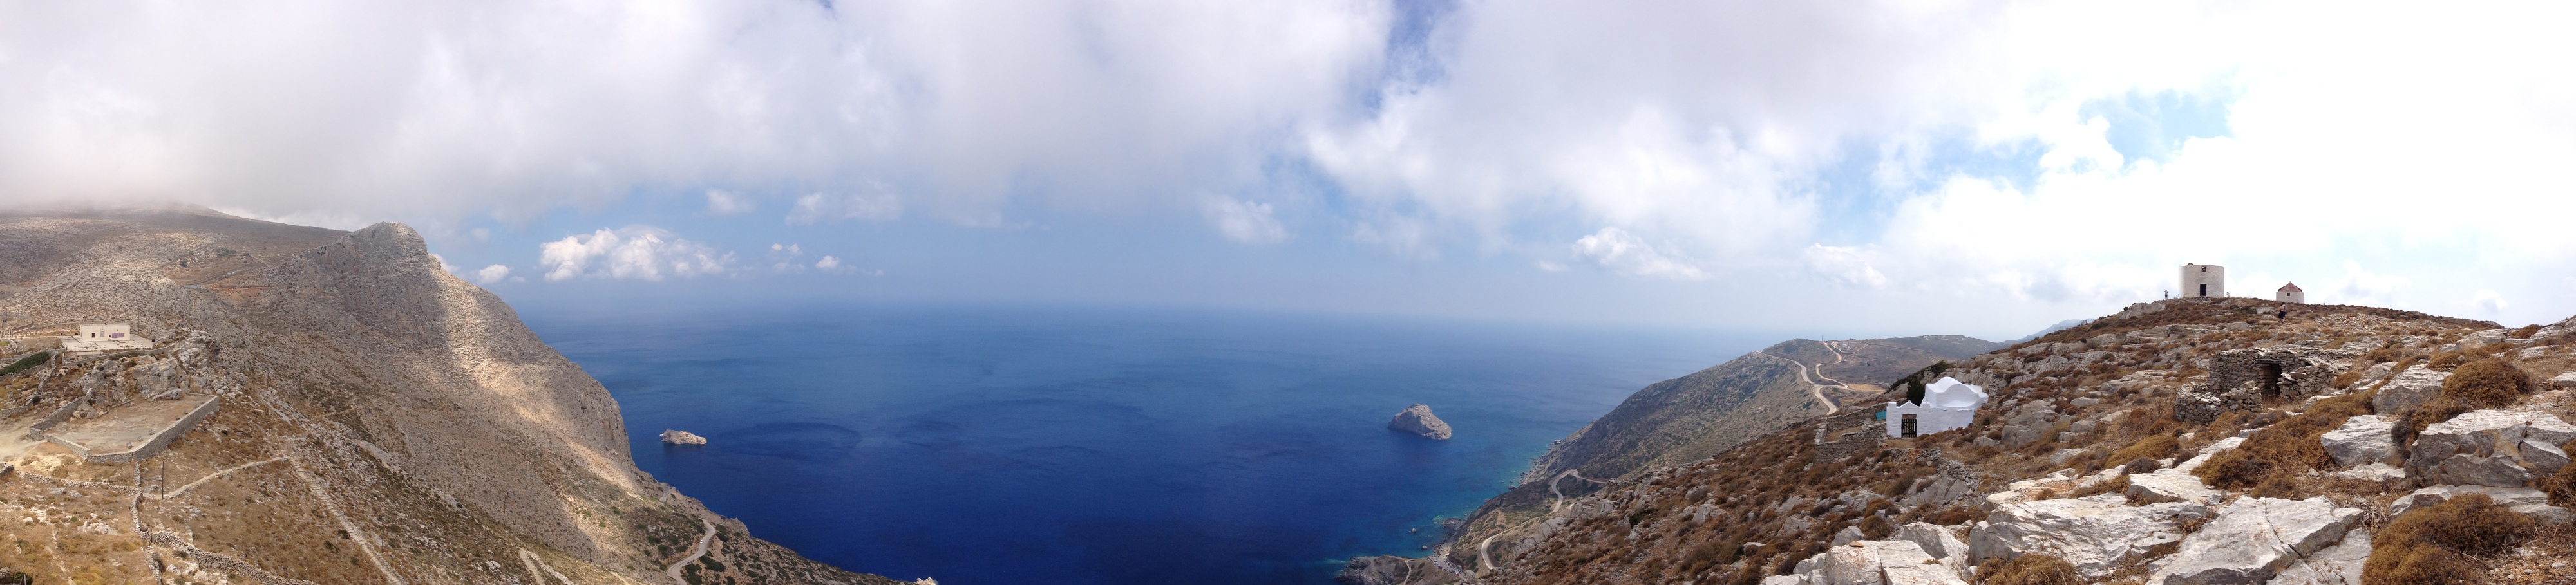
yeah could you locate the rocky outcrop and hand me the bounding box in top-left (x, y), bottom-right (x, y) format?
top-left (661, 429), bottom-right (708, 445)
top-left (1967, 494), bottom-right (2214, 578)
top-left (1389, 404), bottom-right (1454, 440)
top-left (2389, 485), bottom-right (2572, 525)
top-left (2371, 365), bottom-right (2448, 414)
top-left (2408, 409), bottom-right (2576, 487)
top-left (2148, 497), bottom-right (2362, 585)
top-left (2267, 529), bottom-right (2371, 585)
top-left (2319, 415), bottom-right (2396, 467)
top-left (2126, 469), bottom-right (2222, 505)
top-left (1783, 539), bottom-right (1967, 585)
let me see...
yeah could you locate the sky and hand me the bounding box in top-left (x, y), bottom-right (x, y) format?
top-left (4, 0), bottom-right (2574, 340)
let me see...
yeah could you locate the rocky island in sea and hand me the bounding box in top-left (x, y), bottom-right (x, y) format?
top-left (1389, 403), bottom-right (1454, 440)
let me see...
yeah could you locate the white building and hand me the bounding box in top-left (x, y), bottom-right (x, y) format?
top-left (63, 324), bottom-right (153, 353)
top-left (1886, 376), bottom-right (1987, 438)
top-left (2179, 263), bottom-right (2225, 298)
top-left (2277, 282), bottom-right (2306, 304)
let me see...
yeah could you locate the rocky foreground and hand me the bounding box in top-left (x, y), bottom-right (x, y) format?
top-left (0, 207), bottom-right (905, 584)
top-left (1363, 297), bottom-right (2576, 585)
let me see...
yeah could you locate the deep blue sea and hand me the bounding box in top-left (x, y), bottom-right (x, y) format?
top-left (522, 304), bottom-right (1768, 585)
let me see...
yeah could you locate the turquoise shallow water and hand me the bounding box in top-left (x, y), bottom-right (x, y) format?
top-left (521, 303), bottom-right (1765, 584)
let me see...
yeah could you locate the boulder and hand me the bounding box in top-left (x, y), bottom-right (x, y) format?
top-left (659, 429), bottom-right (706, 445)
top-left (2554, 371), bottom-right (2576, 390)
top-left (1387, 404), bottom-right (1453, 440)
top-left (2370, 366), bottom-right (2447, 414)
top-left (2318, 415), bottom-right (2397, 467)
top-left (2389, 485), bottom-right (2573, 525)
top-left (2332, 463), bottom-right (2405, 482)
top-left (1967, 494), bottom-right (2214, 578)
top-left (2267, 529), bottom-right (2371, 585)
top-left (2149, 497), bottom-right (2363, 585)
top-left (1799, 539), bottom-right (1968, 585)
top-left (1895, 522), bottom-right (1971, 580)
top-left (2126, 469), bottom-right (2222, 505)
top-left (1831, 526), bottom-right (1867, 547)
top-left (2408, 410), bottom-right (2576, 487)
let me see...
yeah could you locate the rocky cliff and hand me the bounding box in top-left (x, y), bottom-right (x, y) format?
top-left (1390, 297), bottom-right (2576, 585)
top-left (0, 206), bottom-right (904, 584)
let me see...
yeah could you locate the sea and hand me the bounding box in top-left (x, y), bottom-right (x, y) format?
top-left (520, 303), bottom-right (1772, 585)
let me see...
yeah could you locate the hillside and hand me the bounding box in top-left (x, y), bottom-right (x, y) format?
top-left (0, 207), bottom-right (905, 584)
top-left (1355, 297), bottom-right (2576, 585)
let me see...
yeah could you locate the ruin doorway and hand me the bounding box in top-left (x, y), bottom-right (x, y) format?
top-left (2199, 284), bottom-right (2208, 297)
top-left (1900, 414), bottom-right (1918, 438)
top-left (2258, 362), bottom-right (2284, 395)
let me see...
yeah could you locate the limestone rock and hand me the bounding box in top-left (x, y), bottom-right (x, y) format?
top-left (2126, 469), bottom-right (2222, 505)
top-left (2408, 409), bottom-right (2576, 487)
top-left (2333, 463), bottom-right (2405, 482)
top-left (660, 429), bottom-right (708, 445)
top-left (2319, 415), bottom-right (2397, 467)
top-left (2555, 371), bottom-right (2576, 390)
top-left (1388, 404), bottom-right (1454, 440)
top-left (1967, 494), bottom-right (2214, 578)
top-left (1801, 539), bottom-right (1968, 585)
top-left (2268, 529), bottom-right (2372, 585)
top-left (2149, 497), bottom-right (2362, 585)
top-left (2370, 366), bottom-right (2448, 414)
top-left (2389, 485), bottom-right (2573, 525)
top-left (1831, 525), bottom-right (1867, 547)
top-left (1895, 522), bottom-right (1964, 562)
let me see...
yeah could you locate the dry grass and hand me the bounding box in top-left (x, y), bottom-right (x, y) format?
top-left (2194, 389), bottom-right (2374, 492)
top-left (2363, 494), bottom-right (2537, 585)
top-left (1975, 553), bottom-right (2084, 585)
top-left (2407, 358), bottom-right (2537, 432)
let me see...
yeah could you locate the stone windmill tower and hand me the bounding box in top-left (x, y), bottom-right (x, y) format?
top-left (2180, 263), bottom-right (2226, 298)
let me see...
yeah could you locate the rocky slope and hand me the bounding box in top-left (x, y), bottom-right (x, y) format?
top-left (0, 206), bottom-right (905, 584)
top-left (1528, 335), bottom-right (2002, 487)
top-left (1371, 297), bottom-right (2576, 585)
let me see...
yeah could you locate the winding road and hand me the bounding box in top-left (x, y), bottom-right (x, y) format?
top-left (666, 518), bottom-right (718, 584)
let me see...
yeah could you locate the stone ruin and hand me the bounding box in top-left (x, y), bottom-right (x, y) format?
top-left (2173, 347), bottom-right (2358, 423)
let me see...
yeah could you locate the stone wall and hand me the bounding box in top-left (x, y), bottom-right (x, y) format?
top-left (2204, 347), bottom-right (2357, 400)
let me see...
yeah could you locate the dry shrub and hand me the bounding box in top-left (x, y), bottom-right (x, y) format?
top-left (1975, 554), bottom-right (2083, 585)
top-left (2427, 350), bottom-right (2470, 372)
top-left (2408, 358), bottom-right (2535, 432)
top-left (2508, 324), bottom-right (2543, 339)
top-left (2195, 391), bottom-right (2374, 490)
top-left (2069, 474), bottom-right (2130, 499)
top-left (2363, 494), bottom-right (2538, 585)
top-left (2121, 457), bottom-right (2161, 474)
top-left (2105, 433), bottom-right (2180, 464)
top-left (2543, 440), bottom-right (2576, 508)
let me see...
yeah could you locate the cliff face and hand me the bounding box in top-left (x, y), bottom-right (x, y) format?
top-left (1434, 298), bottom-right (2576, 585)
top-left (0, 207), bottom-right (902, 584)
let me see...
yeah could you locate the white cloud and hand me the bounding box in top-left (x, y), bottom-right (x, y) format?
top-left (0, 1), bottom-right (1393, 225)
top-left (1571, 227), bottom-right (1707, 281)
top-left (2315, 261), bottom-right (2410, 308)
top-left (537, 226), bottom-right (734, 281)
top-left (2473, 290), bottom-right (2508, 315)
top-left (1801, 244), bottom-right (1887, 289)
top-left (815, 255), bottom-right (842, 270)
top-left (704, 190), bottom-right (757, 216)
top-left (1205, 198), bottom-right (1290, 244)
top-left (786, 192), bottom-right (903, 225)
top-left (473, 264), bottom-right (512, 284)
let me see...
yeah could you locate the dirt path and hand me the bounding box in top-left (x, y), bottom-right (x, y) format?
top-left (665, 518), bottom-right (717, 584)
top-left (155, 457), bottom-right (286, 500)
top-left (1759, 353), bottom-right (1841, 416)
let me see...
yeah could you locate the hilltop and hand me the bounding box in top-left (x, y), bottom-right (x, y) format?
top-left (0, 207), bottom-right (905, 584)
top-left (1355, 296), bottom-right (2576, 585)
